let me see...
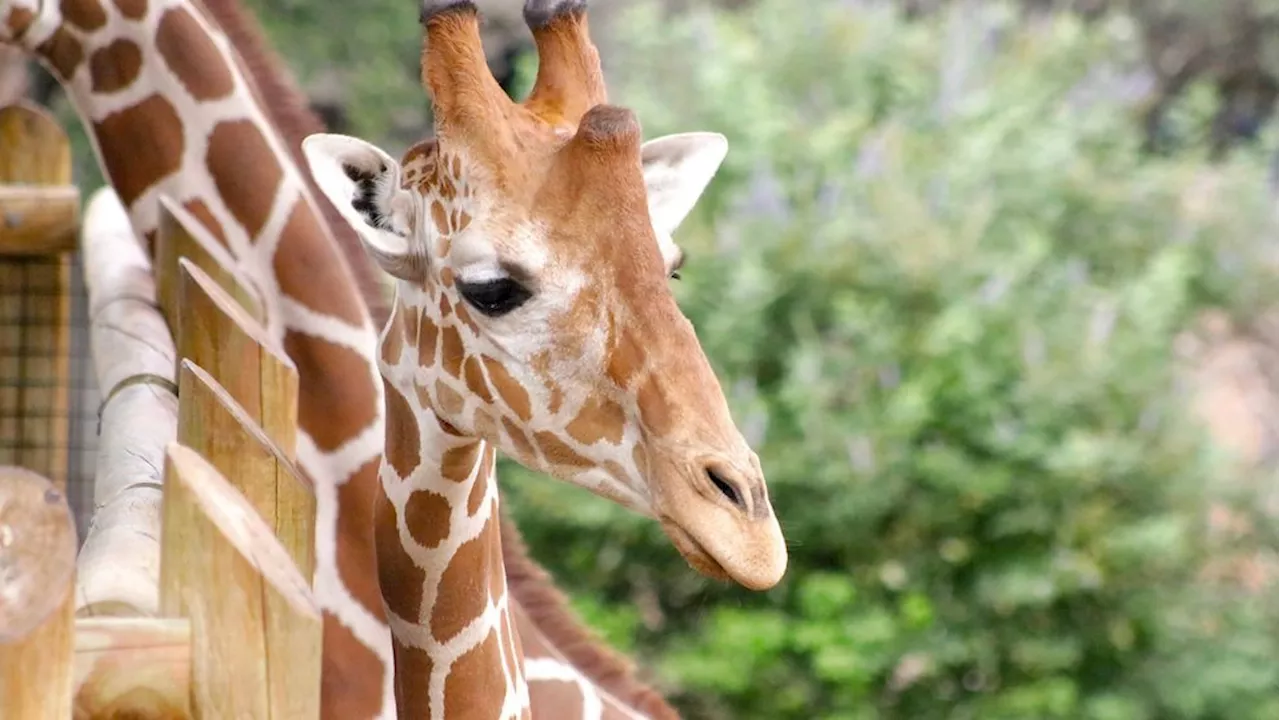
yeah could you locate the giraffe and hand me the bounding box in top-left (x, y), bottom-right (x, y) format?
top-left (301, 0), bottom-right (788, 714)
top-left (1, 0), bottom-right (684, 717)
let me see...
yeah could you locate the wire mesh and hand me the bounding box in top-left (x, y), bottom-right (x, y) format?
top-left (0, 251), bottom-right (98, 546)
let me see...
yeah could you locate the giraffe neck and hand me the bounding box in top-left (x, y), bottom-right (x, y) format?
top-left (375, 350), bottom-right (531, 719)
top-left (7, 1), bottom-right (395, 716)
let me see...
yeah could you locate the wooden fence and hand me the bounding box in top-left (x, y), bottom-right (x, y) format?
top-left (0, 105), bottom-right (322, 717)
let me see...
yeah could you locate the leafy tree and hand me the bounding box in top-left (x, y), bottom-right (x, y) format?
top-left (500, 2), bottom-right (1279, 718)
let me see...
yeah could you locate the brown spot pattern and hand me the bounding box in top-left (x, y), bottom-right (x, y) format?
top-left (403, 490), bottom-right (450, 550)
top-left (454, 302), bottom-right (479, 335)
top-left (439, 267), bottom-right (455, 287)
top-left (501, 417), bottom-right (537, 462)
top-left (391, 643), bottom-right (434, 719)
top-left (435, 380), bottom-right (465, 417)
top-left (273, 201), bottom-right (366, 325)
top-left (466, 460), bottom-right (488, 516)
top-left (5, 8), bottom-right (35, 37)
top-left (439, 325), bottom-right (465, 379)
top-left (207, 121), bottom-right (280, 239)
top-left (413, 383), bottom-right (433, 412)
top-left (334, 458), bottom-right (387, 619)
top-left (418, 315), bottom-right (440, 366)
top-left (607, 329), bottom-right (645, 390)
top-left (534, 431), bottom-right (592, 468)
top-left (462, 355), bottom-right (493, 404)
top-left (487, 501), bottom-right (505, 601)
top-left (431, 519), bottom-right (492, 642)
top-left (383, 380), bottom-right (421, 479)
top-left (431, 201), bottom-right (449, 235)
top-left (285, 331), bottom-right (378, 451)
top-left (93, 94), bottom-right (184, 207)
top-left (181, 199), bottom-right (228, 249)
top-left (473, 411), bottom-right (500, 444)
top-left (156, 7), bottom-right (234, 100)
top-left (381, 306), bottom-right (405, 367)
top-left (112, 0), bottom-right (147, 20)
top-left (482, 357), bottom-right (531, 421)
top-left (36, 27), bottom-right (83, 80)
top-left (566, 395), bottom-right (627, 446)
top-left (374, 492), bottom-right (426, 623)
top-left (636, 373), bottom-right (675, 435)
top-left (89, 39), bottom-right (143, 94)
top-left (632, 444), bottom-right (649, 479)
top-left (320, 607), bottom-right (387, 720)
top-left (443, 630), bottom-right (506, 718)
top-left (440, 443), bottom-right (479, 483)
top-left (61, 0), bottom-right (106, 31)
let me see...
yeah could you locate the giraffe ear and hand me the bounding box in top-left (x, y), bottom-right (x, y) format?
top-left (640, 132), bottom-right (729, 237)
top-left (301, 133), bottom-right (427, 282)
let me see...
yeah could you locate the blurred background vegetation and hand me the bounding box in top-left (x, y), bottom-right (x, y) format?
top-left (16, 0), bottom-right (1280, 717)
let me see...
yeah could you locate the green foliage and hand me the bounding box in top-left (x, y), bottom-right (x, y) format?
top-left (501, 1), bottom-right (1278, 718)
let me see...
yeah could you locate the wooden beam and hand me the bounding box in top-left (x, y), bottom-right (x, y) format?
top-left (0, 466), bottom-right (76, 717)
top-left (175, 257), bottom-right (299, 459)
top-left (75, 188), bottom-right (178, 618)
top-left (73, 617), bottom-right (190, 718)
top-left (0, 185), bottom-right (80, 255)
top-left (175, 360), bottom-right (314, 581)
top-left (159, 443), bottom-right (321, 720)
top-left (154, 194), bottom-right (264, 329)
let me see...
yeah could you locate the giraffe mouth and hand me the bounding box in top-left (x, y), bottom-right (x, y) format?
top-left (659, 518), bottom-right (733, 584)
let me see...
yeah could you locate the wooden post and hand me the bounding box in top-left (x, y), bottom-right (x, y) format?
top-left (0, 466), bottom-right (77, 717)
top-left (159, 443), bottom-right (321, 720)
top-left (0, 102), bottom-right (80, 489)
top-left (73, 617), bottom-right (190, 717)
top-left (175, 257), bottom-right (299, 458)
top-left (75, 187), bottom-right (178, 618)
top-left (175, 359), bottom-right (314, 582)
top-left (154, 195), bottom-right (264, 330)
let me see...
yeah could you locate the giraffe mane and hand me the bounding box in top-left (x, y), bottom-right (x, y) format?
top-left (194, 0), bottom-right (390, 324)
top-left (500, 513), bottom-right (681, 719)
top-left (201, 0), bottom-right (678, 713)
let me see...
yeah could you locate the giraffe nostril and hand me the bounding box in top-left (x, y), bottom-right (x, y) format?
top-left (706, 465), bottom-right (746, 511)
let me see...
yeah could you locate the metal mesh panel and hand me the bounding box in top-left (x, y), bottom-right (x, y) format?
top-left (0, 251), bottom-right (97, 545)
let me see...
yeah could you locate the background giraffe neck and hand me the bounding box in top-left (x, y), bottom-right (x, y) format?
top-left (12, 0), bottom-right (397, 716)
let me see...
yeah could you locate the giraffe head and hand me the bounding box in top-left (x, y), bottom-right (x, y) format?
top-left (303, 0), bottom-right (786, 590)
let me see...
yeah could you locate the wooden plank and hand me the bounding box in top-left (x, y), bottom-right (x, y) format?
top-left (0, 185), bottom-right (80, 255)
top-left (0, 466), bottom-right (76, 716)
top-left (75, 188), bottom-right (178, 618)
top-left (0, 102), bottom-right (77, 490)
top-left (175, 360), bottom-right (314, 580)
top-left (154, 194), bottom-right (264, 329)
top-left (176, 257), bottom-right (298, 459)
top-left (158, 443), bottom-right (321, 720)
top-left (73, 617), bottom-right (190, 718)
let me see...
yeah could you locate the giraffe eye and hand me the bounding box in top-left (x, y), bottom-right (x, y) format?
top-left (457, 277), bottom-right (532, 317)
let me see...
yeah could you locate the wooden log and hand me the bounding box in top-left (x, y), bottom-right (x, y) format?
top-left (175, 360), bottom-right (314, 580)
top-left (159, 443), bottom-right (321, 720)
top-left (73, 617), bottom-right (190, 718)
top-left (154, 194), bottom-right (264, 328)
top-left (0, 185), bottom-right (80, 255)
top-left (75, 187), bottom-right (178, 617)
top-left (0, 466), bottom-right (76, 717)
top-left (175, 257), bottom-right (299, 458)
top-left (0, 101), bottom-right (77, 488)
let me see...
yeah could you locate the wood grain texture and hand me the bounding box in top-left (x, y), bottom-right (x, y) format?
top-left (158, 443), bottom-right (321, 720)
top-left (175, 360), bottom-right (314, 583)
top-left (175, 257), bottom-right (299, 459)
top-left (73, 617), bottom-right (190, 719)
top-left (0, 466), bottom-right (76, 716)
top-left (154, 195), bottom-right (264, 328)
